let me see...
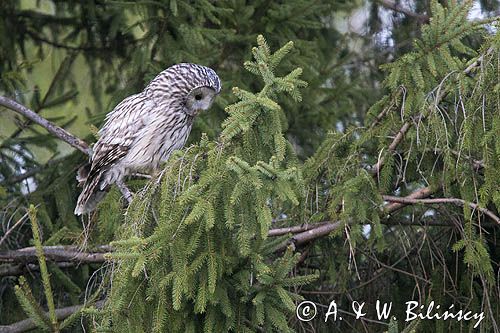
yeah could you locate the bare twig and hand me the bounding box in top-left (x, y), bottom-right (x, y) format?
top-left (0, 96), bottom-right (91, 156)
top-left (0, 300), bottom-right (105, 333)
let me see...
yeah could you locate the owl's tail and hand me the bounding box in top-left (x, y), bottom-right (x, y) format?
top-left (74, 164), bottom-right (109, 215)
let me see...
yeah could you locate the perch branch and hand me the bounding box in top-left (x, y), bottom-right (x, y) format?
top-left (0, 96), bottom-right (91, 156)
top-left (0, 300), bottom-right (104, 333)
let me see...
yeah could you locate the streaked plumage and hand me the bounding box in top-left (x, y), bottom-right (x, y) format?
top-left (75, 63), bottom-right (221, 215)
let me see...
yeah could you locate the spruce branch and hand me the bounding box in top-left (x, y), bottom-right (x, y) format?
top-left (27, 206), bottom-right (59, 332)
top-left (0, 96), bottom-right (91, 156)
top-left (0, 301), bottom-right (105, 333)
top-left (367, 45), bottom-right (491, 176)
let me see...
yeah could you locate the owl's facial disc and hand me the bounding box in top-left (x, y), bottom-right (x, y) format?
top-left (184, 86), bottom-right (217, 116)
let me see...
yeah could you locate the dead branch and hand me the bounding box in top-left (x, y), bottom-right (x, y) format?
top-left (0, 300), bottom-right (104, 333)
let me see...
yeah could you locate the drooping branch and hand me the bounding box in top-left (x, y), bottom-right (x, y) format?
top-left (0, 96), bottom-right (91, 156)
top-left (0, 300), bottom-right (104, 333)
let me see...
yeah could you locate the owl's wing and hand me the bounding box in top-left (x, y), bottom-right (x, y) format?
top-left (89, 93), bottom-right (153, 178)
top-left (74, 93), bottom-right (154, 215)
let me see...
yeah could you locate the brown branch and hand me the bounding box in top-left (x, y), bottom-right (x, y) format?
top-left (0, 245), bottom-right (112, 265)
top-left (382, 195), bottom-right (500, 225)
top-left (0, 96), bottom-right (91, 156)
top-left (0, 300), bottom-right (104, 333)
top-left (377, 0), bottom-right (429, 23)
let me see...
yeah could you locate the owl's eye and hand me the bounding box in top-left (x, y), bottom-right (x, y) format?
top-left (195, 94), bottom-right (203, 101)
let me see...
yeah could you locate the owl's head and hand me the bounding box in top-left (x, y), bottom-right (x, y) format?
top-left (146, 63), bottom-right (221, 117)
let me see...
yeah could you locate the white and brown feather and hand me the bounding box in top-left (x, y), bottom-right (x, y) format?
top-left (74, 63), bottom-right (221, 215)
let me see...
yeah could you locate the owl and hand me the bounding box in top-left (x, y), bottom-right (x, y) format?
top-left (74, 63), bottom-right (221, 215)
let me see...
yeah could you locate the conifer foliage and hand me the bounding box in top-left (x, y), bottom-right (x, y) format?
top-left (96, 36), bottom-right (317, 333)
